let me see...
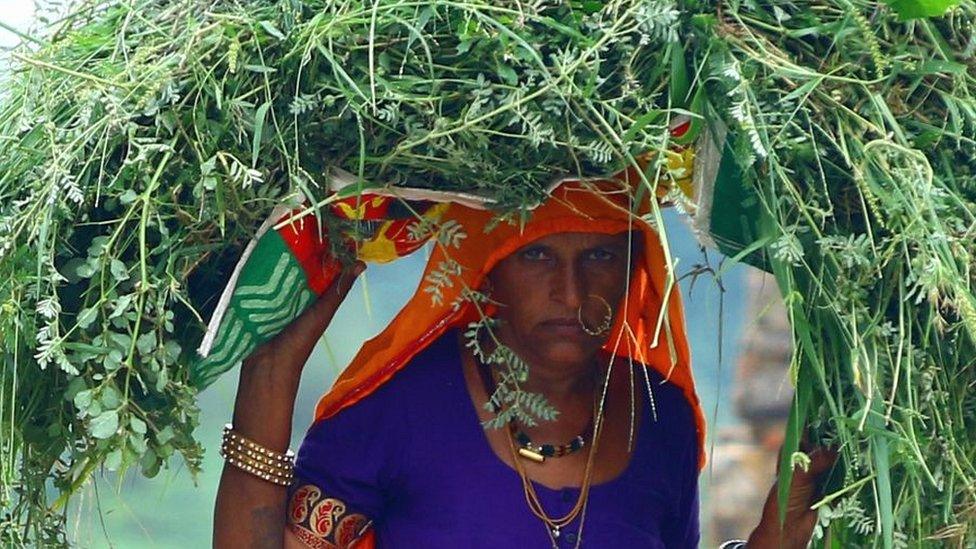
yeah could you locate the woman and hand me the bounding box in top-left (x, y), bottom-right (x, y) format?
top-left (212, 181), bottom-right (835, 548)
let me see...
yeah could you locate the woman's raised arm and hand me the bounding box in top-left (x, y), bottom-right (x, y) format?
top-left (212, 263), bottom-right (364, 548)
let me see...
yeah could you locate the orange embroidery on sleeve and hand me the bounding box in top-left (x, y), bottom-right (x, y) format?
top-left (309, 498), bottom-right (346, 537)
top-left (290, 485), bottom-right (322, 525)
top-left (335, 514), bottom-right (371, 546)
top-left (287, 483), bottom-right (370, 548)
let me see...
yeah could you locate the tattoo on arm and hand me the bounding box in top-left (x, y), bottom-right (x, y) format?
top-left (250, 504), bottom-right (287, 549)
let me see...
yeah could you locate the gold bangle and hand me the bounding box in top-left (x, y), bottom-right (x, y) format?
top-left (222, 454), bottom-right (293, 486)
top-left (220, 442), bottom-right (294, 485)
top-left (220, 423), bottom-right (296, 486)
top-left (220, 438), bottom-right (295, 472)
top-left (222, 423), bottom-right (295, 464)
top-left (219, 441), bottom-right (294, 477)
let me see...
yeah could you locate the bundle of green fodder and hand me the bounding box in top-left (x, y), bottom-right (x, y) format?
top-left (0, 0), bottom-right (973, 546)
top-left (692, 1), bottom-right (976, 547)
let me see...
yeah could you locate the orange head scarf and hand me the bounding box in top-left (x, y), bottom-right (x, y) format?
top-left (312, 179), bottom-right (706, 471)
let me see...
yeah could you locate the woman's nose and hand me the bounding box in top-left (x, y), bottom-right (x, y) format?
top-left (550, 262), bottom-right (585, 309)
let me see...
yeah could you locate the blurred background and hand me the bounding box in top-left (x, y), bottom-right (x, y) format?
top-left (2, 5), bottom-right (793, 547)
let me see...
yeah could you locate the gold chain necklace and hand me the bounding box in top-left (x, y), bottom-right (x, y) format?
top-left (503, 375), bottom-right (607, 545)
top-left (475, 345), bottom-right (609, 546)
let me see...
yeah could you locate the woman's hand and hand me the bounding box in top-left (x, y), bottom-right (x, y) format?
top-left (231, 260), bottom-right (366, 435)
top-left (243, 260), bottom-right (366, 377)
top-left (747, 442), bottom-right (838, 549)
top-left (214, 260), bottom-right (365, 549)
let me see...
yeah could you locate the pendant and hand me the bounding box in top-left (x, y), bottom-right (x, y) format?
top-left (517, 446), bottom-right (546, 463)
top-left (552, 526), bottom-right (560, 538)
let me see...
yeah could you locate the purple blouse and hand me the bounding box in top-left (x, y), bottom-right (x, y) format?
top-left (290, 330), bottom-right (700, 548)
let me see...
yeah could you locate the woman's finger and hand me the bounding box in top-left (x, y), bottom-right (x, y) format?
top-left (275, 261), bottom-right (366, 354)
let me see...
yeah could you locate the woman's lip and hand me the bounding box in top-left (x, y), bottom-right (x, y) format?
top-left (540, 319), bottom-right (587, 336)
top-left (542, 318), bottom-right (579, 326)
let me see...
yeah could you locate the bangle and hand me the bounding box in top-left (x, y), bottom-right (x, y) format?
top-left (718, 541), bottom-right (748, 549)
top-left (220, 423), bottom-right (296, 486)
top-left (222, 423), bottom-right (295, 464)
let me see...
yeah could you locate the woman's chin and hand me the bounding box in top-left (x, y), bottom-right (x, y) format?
top-left (534, 341), bottom-right (601, 367)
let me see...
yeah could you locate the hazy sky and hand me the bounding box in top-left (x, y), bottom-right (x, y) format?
top-left (0, 1), bottom-right (35, 48)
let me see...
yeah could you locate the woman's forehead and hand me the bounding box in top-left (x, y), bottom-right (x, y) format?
top-left (519, 231), bottom-right (634, 249)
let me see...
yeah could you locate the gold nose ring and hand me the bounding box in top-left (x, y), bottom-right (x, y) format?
top-left (577, 294), bottom-right (614, 336)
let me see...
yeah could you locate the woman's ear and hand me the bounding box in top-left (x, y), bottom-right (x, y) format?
top-left (480, 276), bottom-right (494, 297)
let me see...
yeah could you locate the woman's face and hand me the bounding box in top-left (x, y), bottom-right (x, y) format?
top-left (487, 231), bottom-right (636, 367)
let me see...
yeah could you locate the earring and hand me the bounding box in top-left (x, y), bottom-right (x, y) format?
top-left (577, 294), bottom-right (613, 336)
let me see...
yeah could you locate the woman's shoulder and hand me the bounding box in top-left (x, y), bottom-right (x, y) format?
top-left (295, 330), bottom-right (464, 478)
top-left (312, 328), bottom-right (463, 428)
top-left (615, 361), bottom-right (697, 443)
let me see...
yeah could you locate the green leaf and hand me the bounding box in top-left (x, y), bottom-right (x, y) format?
top-left (62, 258), bottom-right (88, 283)
top-left (129, 433), bottom-right (148, 455)
top-left (105, 448), bottom-right (123, 471)
top-left (672, 95), bottom-right (706, 147)
top-left (252, 101), bottom-right (271, 167)
top-left (156, 425), bottom-right (175, 445)
top-left (89, 410), bottom-right (119, 439)
top-left (130, 416), bottom-right (147, 435)
top-left (136, 332), bottom-right (157, 356)
top-left (64, 377), bottom-right (87, 402)
top-left (140, 449), bottom-right (161, 478)
top-left (200, 156), bottom-right (216, 176)
top-left (86, 236), bottom-right (110, 258)
top-left (915, 59), bottom-right (967, 76)
top-left (109, 294), bottom-right (134, 319)
top-left (669, 43), bottom-right (690, 107)
top-left (154, 365), bottom-right (169, 392)
top-left (537, 16), bottom-right (587, 42)
top-left (496, 63), bottom-right (518, 86)
top-left (73, 389), bottom-right (94, 411)
top-left (242, 64), bottom-right (276, 74)
top-left (110, 259), bottom-right (128, 281)
top-left (882, 0), bottom-right (960, 19)
top-left (119, 189), bottom-right (138, 205)
top-left (108, 332), bottom-right (132, 350)
top-left (99, 385), bottom-right (121, 409)
top-left (620, 110), bottom-right (664, 144)
top-left (258, 21), bottom-right (285, 40)
top-left (76, 307), bottom-right (98, 330)
top-left (162, 340), bottom-right (181, 362)
top-left (157, 443), bottom-right (174, 458)
top-left (75, 260), bottom-right (96, 279)
top-left (105, 349), bottom-right (123, 372)
top-left (868, 403), bottom-right (895, 549)
top-left (86, 401), bottom-right (102, 419)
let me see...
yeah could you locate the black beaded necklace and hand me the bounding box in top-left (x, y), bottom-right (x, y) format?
top-left (476, 358), bottom-right (594, 464)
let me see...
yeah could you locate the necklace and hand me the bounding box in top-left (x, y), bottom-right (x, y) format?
top-left (477, 358), bottom-right (595, 463)
top-left (473, 351), bottom-right (608, 546)
top-left (504, 396), bottom-right (604, 545)
top-left (511, 419), bottom-right (591, 463)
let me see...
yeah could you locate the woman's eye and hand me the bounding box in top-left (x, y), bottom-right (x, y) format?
top-left (521, 247), bottom-right (549, 261)
top-left (587, 249), bottom-right (616, 261)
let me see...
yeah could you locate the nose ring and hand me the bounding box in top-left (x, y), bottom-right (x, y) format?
top-left (577, 295), bottom-right (614, 336)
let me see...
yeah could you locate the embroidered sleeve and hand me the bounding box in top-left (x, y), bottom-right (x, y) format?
top-left (288, 379), bottom-right (408, 548)
top-left (286, 480), bottom-right (372, 548)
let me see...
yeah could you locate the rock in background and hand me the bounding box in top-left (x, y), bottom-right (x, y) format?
top-left (707, 270), bottom-right (794, 544)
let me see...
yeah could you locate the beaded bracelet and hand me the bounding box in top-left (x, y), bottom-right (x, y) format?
top-left (219, 441), bottom-right (293, 476)
top-left (220, 423), bottom-right (296, 486)
top-left (220, 438), bottom-right (295, 472)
